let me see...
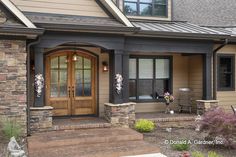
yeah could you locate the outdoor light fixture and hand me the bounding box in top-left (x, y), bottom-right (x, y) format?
top-left (72, 54), bottom-right (77, 61)
top-left (72, 46), bottom-right (77, 61)
top-left (102, 61), bottom-right (109, 72)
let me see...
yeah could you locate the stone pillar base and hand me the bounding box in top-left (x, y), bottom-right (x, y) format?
top-left (104, 102), bottom-right (136, 128)
top-left (196, 100), bottom-right (219, 115)
top-left (30, 106), bottom-right (53, 133)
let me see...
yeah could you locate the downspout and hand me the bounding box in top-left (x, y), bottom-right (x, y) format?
top-left (26, 37), bottom-right (42, 136)
top-left (213, 39), bottom-right (229, 100)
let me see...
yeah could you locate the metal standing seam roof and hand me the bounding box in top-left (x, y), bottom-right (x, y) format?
top-left (132, 21), bottom-right (231, 35)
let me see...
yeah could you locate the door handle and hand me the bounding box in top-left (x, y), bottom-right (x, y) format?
top-left (72, 86), bottom-right (75, 97)
top-left (68, 87), bottom-right (70, 97)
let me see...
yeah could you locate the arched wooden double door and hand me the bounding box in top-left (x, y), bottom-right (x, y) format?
top-left (46, 50), bottom-right (97, 116)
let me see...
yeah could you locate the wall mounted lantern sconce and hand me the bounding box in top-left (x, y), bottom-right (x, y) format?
top-left (72, 53), bottom-right (77, 61)
top-left (102, 61), bottom-right (109, 72)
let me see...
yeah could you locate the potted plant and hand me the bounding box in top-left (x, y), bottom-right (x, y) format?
top-left (164, 92), bottom-right (174, 114)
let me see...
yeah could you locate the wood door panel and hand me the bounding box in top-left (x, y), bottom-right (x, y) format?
top-left (74, 100), bottom-right (92, 108)
top-left (74, 108), bottom-right (93, 115)
top-left (50, 100), bottom-right (69, 109)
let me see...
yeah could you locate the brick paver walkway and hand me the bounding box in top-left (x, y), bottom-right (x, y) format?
top-left (27, 128), bottom-right (160, 157)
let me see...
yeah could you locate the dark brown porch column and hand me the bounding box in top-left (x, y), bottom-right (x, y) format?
top-left (34, 48), bottom-right (45, 107)
top-left (203, 53), bottom-right (213, 100)
top-left (110, 50), bottom-right (129, 104)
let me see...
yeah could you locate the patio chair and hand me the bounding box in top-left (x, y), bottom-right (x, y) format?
top-left (231, 105), bottom-right (236, 115)
top-left (178, 88), bottom-right (193, 113)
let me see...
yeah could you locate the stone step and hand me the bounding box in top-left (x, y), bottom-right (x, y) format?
top-left (52, 122), bottom-right (111, 131)
top-left (28, 140), bottom-right (160, 157)
top-left (28, 128), bottom-right (143, 151)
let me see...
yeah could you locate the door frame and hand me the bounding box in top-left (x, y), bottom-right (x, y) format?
top-left (44, 48), bottom-right (99, 117)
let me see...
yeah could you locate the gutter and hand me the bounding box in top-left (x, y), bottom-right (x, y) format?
top-left (212, 39), bottom-right (229, 100)
top-left (26, 35), bottom-right (44, 136)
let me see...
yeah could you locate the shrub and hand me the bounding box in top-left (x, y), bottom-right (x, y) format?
top-left (200, 107), bottom-right (236, 148)
top-left (191, 151), bottom-right (205, 157)
top-left (171, 141), bottom-right (190, 151)
top-left (2, 119), bottom-right (22, 140)
top-left (191, 151), bottom-right (223, 157)
top-left (135, 119), bottom-right (155, 132)
top-left (208, 151), bottom-right (223, 157)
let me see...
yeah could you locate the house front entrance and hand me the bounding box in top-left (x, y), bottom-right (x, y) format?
top-left (45, 50), bottom-right (97, 116)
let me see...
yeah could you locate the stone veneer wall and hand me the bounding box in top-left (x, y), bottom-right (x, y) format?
top-left (30, 107), bottom-right (53, 133)
top-left (104, 103), bottom-right (136, 128)
top-left (0, 40), bottom-right (27, 135)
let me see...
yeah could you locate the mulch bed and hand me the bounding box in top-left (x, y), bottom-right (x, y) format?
top-left (143, 128), bottom-right (236, 157)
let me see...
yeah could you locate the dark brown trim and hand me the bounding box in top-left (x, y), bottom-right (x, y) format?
top-left (0, 26), bottom-right (44, 39)
top-left (217, 54), bottom-right (235, 91)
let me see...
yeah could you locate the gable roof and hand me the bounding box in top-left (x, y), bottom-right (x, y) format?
top-left (0, 0), bottom-right (36, 28)
top-left (98, 0), bottom-right (133, 27)
top-left (0, 0), bottom-right (43, 39)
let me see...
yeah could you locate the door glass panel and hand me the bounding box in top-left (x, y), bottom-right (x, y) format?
top-left (84, 58), bottom-right (91, 69)
top-left (84, 70), bottom-right (91, 83)
top-left (60, 56), bottom-right (67, 69)
top-left (50, 83), bottom-right (58, 97)
top-left (75, 70), bottom-right (83, 96)
top-left (59, 69), bottom-right (67, 97)
top-left (60, 70), bottom-right (67, 84)
top-left (51, 70), bottom-right (58, 84)
top-left (75, 70), bottom-right (83, 84)
top-left (59, 84), bottom-right (67, 97)
top-left (84, 83), bottom-right (91, 96)
top-left (76, 84), bottom-right (83, 96)
top-left (50, 55), bottom-right (68, 98)
top-left (74, 56), bottom-right (93, 97)
top-left (75, 56), bottom-right (83, 69)
top-left (51, 57), bottom-right (58, 69)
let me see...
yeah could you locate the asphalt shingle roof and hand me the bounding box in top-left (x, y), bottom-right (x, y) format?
top-left (173, 0), bottom-right (236, 27)
top-left (24, 12), bottom-right (125, 27)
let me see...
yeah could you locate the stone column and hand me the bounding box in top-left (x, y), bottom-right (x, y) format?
top-left (0, 40), bottom-right (27, 135)
top-left (104, 102), bottom-right (136, 128)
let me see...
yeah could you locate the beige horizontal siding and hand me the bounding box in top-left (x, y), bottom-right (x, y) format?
top-left (188, 55), bottom-right (203, 110)
top-left (217, 45), bottom-right (236, 112)
top-left (11, 0), bottom-right (109, 17)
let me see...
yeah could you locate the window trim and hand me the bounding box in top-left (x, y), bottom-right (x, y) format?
top-left (129, 55), bottom-right (173, 103)
top-left (123, 0), bottom-right (168, 18)
top-left (217, 54), bottom-right (235, 91)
